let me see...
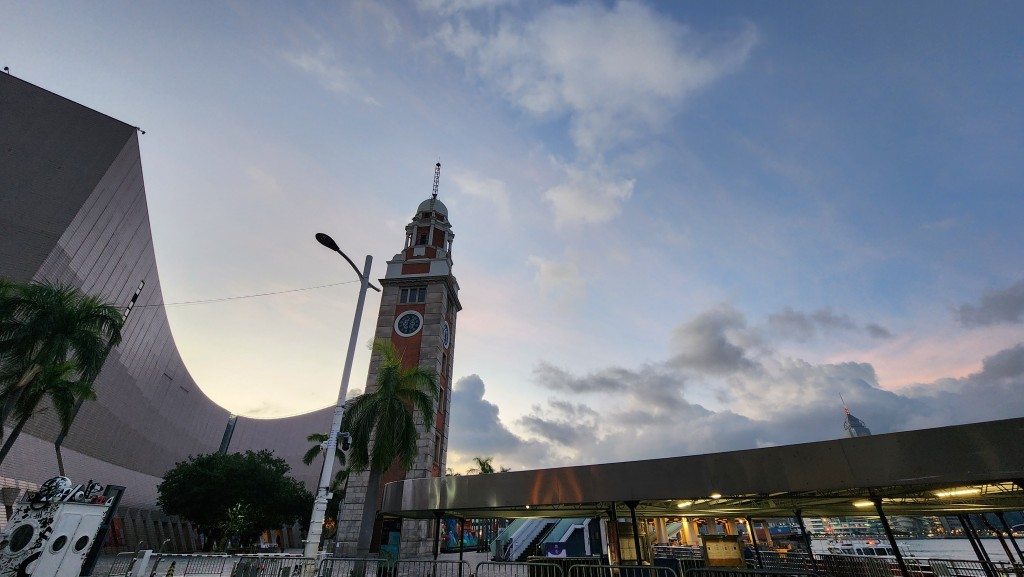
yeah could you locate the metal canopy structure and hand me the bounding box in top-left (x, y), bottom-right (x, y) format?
top-left (381, 417), bottom-right (1024, 520)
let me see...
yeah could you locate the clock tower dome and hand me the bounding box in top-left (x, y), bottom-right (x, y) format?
top-left (336, 163), bottom-right (461, 558)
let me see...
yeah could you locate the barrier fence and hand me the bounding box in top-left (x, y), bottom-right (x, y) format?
top-left (685, 568), bottom-right (823, 577)
top-left (149, 553), bottom-right (231, 576)
top-left (106, 551), bottom-right (136, 577)
top-left (98, 550), bottom-right (1024, 577)
top-left (475, 561), bottom-right (565, 577)
top-left (234, 554), bottom-right (318, 577)
top-left (314, 558), bottom-right (473, 577)
top-left (567, 563), bottom-right (680, 577)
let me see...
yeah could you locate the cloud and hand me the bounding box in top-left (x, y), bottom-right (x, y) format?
top-left (451, 170), bottom-right (511, 221)
top-left (447, 374), bottom-right (552, 470)
top-left (518, 401), bottom-right (597, 447)
top-left (533, 362), bottom-right (624, 393)
top-left (955, 280), bottom-right (1024, 326)
top-left (766, 307), bottom-right (894, 342)
top-left (449, 374), bottom-right (523, 454)
top-left (451, 306), bottom-right (1024, 469)
top-left (433, 1), bottom-right (758, 157)
top-left (543, 163), bottom-right (634, 226)
top-left (526, 254), bottom-right (585, 298)
top-left (283, 38), bottom-right (381, 106)
top-left (668, 305), bottom-right (759, 375)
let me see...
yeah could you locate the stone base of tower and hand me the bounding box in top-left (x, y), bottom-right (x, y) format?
top-left (335, 466), bottom-right (368, 556)
top-left (335, 469), bottom-right (438, 559)
top-left (398, 518), bottom-right (436, 558)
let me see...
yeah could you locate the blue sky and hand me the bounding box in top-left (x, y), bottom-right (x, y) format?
top-left (4, 1), bottom-right (1023, 473)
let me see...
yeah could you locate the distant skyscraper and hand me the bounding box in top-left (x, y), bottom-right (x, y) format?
top-left (843, 405), bottom-right (872, 437)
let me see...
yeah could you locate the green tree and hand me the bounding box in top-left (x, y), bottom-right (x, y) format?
top-left (0, 279), bottom-right (123, 464)
top-left (341, 338), bottom-right (437, 556)
top-left (157, 450), bottom-right (313, 551)
top-left (467, 456), bottom-right (494, 475)
top-left (303, 432), bottom-right (349, 539)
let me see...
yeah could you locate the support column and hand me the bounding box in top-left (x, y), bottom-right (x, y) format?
top-left (959, 514), bottom-right (998, 577)
top-left (794, 510), bottom-right (820, 573)
top-left (679, 519), bottom-right (690, 546)
top-left (996, 512), bottom-right (1024, 564)
top-left (626, 501), bottom-right (643, 565)
top-left (655, 518), bottom-right (667, 545)
top-left (458, 518), bottom-right (465, 577)
top-left (872, 499), bottom-right (910, 577)
top-left (746, 517), bottom-right (764, 569)
top-left (433, 512), bottom-right (443, 560)
top-left (606, 505), bottom-right (620, 565)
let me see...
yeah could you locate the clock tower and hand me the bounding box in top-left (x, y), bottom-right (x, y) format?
top-left (336, 164), bottom-right (461, 558)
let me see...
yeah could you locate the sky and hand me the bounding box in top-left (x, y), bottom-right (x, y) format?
top-left (3, 1), bottom-right (1023, 475)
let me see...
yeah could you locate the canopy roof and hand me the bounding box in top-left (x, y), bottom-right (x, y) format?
top-left (381, 417), bottom-right (1024, 520)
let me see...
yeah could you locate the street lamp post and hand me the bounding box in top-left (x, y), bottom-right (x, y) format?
top-left (304, 233), bottom-right (380, 560)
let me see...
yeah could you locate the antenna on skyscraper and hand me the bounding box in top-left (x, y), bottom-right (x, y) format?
top-left (839, 392), bottom-right (850, 415)
top-left (432, 162), bottom-right (441, 200)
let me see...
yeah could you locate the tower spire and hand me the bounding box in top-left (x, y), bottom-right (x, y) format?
top-left (432, 162), bottom-right (441, 201)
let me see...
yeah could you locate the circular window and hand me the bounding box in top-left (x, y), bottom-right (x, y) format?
top-left (50, 535), bottom-right (67, 552)
top-left (9, 524), bottom-right (34, 553)
top-left (74, 535), bottom-right (90, 552)
top-left (394, 311), bottom-right (423, 337)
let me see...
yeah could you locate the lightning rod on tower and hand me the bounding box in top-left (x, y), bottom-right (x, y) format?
top-left (432, 162), bottom-right (441, 200)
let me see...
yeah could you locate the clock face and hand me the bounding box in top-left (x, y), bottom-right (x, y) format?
top-left (441, 321), bottom-right (451, 349)
top-left (394, 311), bottom-right (422, 336)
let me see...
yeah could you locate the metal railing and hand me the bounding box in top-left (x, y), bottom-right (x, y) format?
top-left (476, 561), bottom-right (566, 577)
top-left (317, 556), bottom-right (385, 577)
top-left (233, 554), bottom-right (318, 577)
top-left (315, 558), bottom-right (472, 577)
top-left (685, 568), bottom-right (824, 577)
top-left (106, 551), bottom-right (136, 577)
top-left (568, 563), bottom-right (680, 577)
top-left (148, 553), bottom-right (231, 576)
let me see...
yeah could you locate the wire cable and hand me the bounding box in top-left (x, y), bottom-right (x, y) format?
top-left (135, 280), bottom-right (361, 308)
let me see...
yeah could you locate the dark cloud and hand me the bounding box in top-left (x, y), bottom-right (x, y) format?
top-left (534, 361), bottom-right (625, 392)
top-left (449, 375), bottom-right (527, 455)
top-left (767, 307), bottom-right (892, 342)
top-left (450, 306), bottom-right (1024, 471)
top-left (668, 306), bottom-right (758, 374)
top-left (865, 323), bottom-right (893, 339)
top-left (974, 343), bottom-right (1024, 383)
top-left (956, 280), bottom-right (1024, 326)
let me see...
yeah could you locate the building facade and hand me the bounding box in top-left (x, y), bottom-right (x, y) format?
top-left (337, 183), bottom-right (461, 558)
top-left (0, 74), bottom-right (335, 550)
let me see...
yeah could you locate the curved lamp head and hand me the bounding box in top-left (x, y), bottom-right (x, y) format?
top-left (315, 232), bottom-right (340, 252)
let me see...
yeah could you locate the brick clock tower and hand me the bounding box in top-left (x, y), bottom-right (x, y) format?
top-left (337, 164), bottom-right (461, 558)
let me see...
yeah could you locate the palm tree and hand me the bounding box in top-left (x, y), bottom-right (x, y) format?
top-left (303, 432), bottom-right (350, 537)
top-left (467, 457), bottom-right (510, 474)
top-left (0, 279), bottom-right (123, 464)
top-left (341, 338), bottom-right (437, 556)
top-left (0, 360), bottom-right (92, 463)
top-left (468, 456), bottom-right (495, 475)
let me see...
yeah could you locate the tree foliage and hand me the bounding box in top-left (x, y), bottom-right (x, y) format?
top-left (467, 456), bottom-right (511, 474)
top-left (157, 450), bottom-right (313, 550)
top-left (303, 432), bottom-right (349, 537)
top-left (341, 339), bottom-right (437, 474)
top-left (0, 278), bottom-right (123, 464)
top-left (341, 338), bottom-right (438, 555)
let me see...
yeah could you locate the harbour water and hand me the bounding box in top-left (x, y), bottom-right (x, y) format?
top-left (811, 538), bottom-right (1020, 562)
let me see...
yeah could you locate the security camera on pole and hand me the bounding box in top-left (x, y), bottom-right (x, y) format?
top-left (304, 233), bottom-right (380, 560)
